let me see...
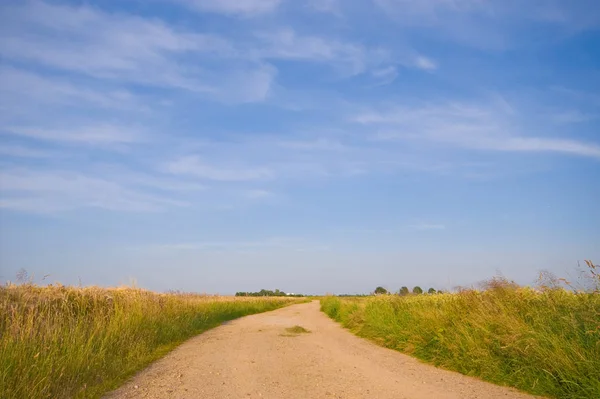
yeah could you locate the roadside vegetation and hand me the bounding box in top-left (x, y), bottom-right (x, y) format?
top-left (321, 261), bottom-right (600, 399)
top-left (0, 283), bottom-right (299, 399)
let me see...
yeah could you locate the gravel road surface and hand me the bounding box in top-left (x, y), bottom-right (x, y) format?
top-left (105, 300), bottom-right (539, 399)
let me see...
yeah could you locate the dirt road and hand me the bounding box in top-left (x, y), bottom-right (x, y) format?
top-left (105, 301), bottom-right (538, 399)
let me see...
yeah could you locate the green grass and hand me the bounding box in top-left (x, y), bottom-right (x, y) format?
top-left (321, 284), bottom-right (600, 399)
top-left (285, 325), bottom-right (310, 334)
top-left (0, 284), bottom-right (299, 399)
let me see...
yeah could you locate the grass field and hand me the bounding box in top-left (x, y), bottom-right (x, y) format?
top-left (321, 279), bottom-right (600, 399)
top-left (0, 284), bottom-right (299, 399)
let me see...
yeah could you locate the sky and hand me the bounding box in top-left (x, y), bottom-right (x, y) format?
top-left (0, 0), bottom-right (599, 294)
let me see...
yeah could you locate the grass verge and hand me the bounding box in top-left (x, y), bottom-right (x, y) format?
top-left (1, 284), bottom-right (299, 399)
top-left (320, 284), bottom-right (600, 399)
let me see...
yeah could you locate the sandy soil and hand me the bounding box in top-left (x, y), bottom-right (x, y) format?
top-left (105, 300), bottom-right (540, 399)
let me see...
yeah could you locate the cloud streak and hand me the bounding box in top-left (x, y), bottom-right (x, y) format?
top-left (373, 0), bottom-right (600, 49)
top-left (144, 236), bottom-right (329, 252)
top-left (173, 0), bottom-right (281, 16)
top-left (355, 100), bottom-right (600, 159)
top-left (165, 156), bottom-right (275, 181)
top-left (410, 223), bottom-right (446, 231)
top-left (0, 169), bottom-right (188, 213)
top-left (3, 125), bottom-right (144, 145)
top-left (0, 2), bottom-right (276, 103)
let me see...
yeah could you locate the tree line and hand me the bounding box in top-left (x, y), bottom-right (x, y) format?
top-left (374, 286), bottom-right (441, 295)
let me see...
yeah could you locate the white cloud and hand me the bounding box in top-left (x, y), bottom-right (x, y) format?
top-left (373, 0), bottom-right (600, 49)
top-left (374, 0), bottom-right (486, 19)
top-left (410, 223), bottom-right (446, 231)
top-left (146, 236), bottom-right (329, 252)
top-left (551, 110), bottom-right (596, 124)
top-left (0, 2), bottom-right (223, 90)
top-left (354, 100), bottom-right (600, 159)
top-left (174, 0), bottom-right (281, 16)
top-left (243, 189), bottom-right (274, 199)
top-left (0, 2), bottom-right (276, 103)
top-left (414, 56), bottom-right (437, 71)
top-left (278, 138), bottom-right (347, 151)
top-left (254, 28), bottom-right (389, 75)
top-left (371, 66), bottom-right (398, 85)
top-left (92, 166), bottom-right (207, 192)
top-left (0, 66), bottom-right (143, 111)
top-left (372, 0), bottom-right (509, 50)
top-left (3, 125), bottom-right (143, 145)
top-left (165, 156), bottom-right (274, 181)
top-left (307, 0), bottom-right (341, 15)
top-left (486, 137), bottom-right (600, 158)
top-left (0, 144), bottom-right (56, 159)
top-left (0, 169), bottom-right (187, 213)
top-left (216, 64), bottom-right (277, 103)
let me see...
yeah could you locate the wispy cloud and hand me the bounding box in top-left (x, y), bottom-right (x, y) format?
top-left (243, 189), bottom-right (275, 199)
top-left (3, 125), bottom-right (144, 145)
top-left (0, 66), bottom-right (143, 111)
top-left (371, 66), bottom-right (398, 85)
top-left (0, 144), bottom-right (57, 159)
top-left (277, 138), bottom-right (348, 151)
top-left (145, 236), bottom-right (329, 252)
top-left (0, 2), bottom-right (219, 90)
top-left (354, 100), bottom-right (600, 159)
top-left (307, 0), bottom-right (341, 16)
top-left (0, 2), bottom-right (276, 102)
top-left (0, 169), bottom-right (188, 213)
top-left (551, 110), bottom-right (596, 124)
top-left (410, 223), bottom-right (446, 231)
top-left (253, 28), bottom-right (389, 75)
top-left (414, 56), bottom-right (437, 71)
top-left (165, 156), bottom-right (275, 181)
top-left (173, 0), bottom-right (281, 16)
top-left (372, 0), bottom-right (600, 49)
top-left (480, 137), bottom-right (600, 158)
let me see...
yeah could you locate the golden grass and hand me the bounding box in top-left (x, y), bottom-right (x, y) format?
top-left (321, 283), bottom-right (600, 399)
top-left (0, 283), bottom-right (299, 399)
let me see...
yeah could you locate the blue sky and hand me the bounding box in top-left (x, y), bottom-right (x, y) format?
top-left (0, 0), bottom-right (599, 294)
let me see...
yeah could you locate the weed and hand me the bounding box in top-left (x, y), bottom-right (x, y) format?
top-left (285, 325), bottom-right (310, 334)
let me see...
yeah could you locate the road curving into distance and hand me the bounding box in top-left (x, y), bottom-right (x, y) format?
top-left (105, 300), bottom-right (541, 399)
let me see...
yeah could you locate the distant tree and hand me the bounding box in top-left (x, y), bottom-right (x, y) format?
top-left (398, 286), bottom-right (410, 296)
top-left (412, 286), bottom-right (423, 294)
top-left (374, 286), bottom-right (388, 295)
top-left (427, 288), bottom-right (437, 294)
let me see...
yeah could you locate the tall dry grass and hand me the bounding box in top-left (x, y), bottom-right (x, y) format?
top-left (321, 274), bottom-right (600, 399)
top-left (0, 284), bottom-right (298, 399)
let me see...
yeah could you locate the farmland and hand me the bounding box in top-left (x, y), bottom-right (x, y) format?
top-left (2, 266), bottom-right (599, 399)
